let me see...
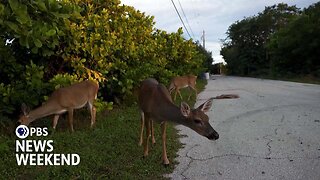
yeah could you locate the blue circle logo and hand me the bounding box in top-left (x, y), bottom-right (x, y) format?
top-left (16, 125), bottom-right (29, 139)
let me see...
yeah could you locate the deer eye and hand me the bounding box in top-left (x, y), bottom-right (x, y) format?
top-left (194, 119), bottom-right (202, 125)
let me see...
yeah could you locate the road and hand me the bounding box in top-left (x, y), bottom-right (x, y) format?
top-left (167, 76), bottom-right (320, 180)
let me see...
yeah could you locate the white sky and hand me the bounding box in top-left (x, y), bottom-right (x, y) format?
top-left (121, 0), bottom-right (318, 64)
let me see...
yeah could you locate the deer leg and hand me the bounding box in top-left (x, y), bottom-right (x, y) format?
top-left (151, 119), bottom-right (156, 144)
top-left (186, 86), bottom-right (195, 100)
top-left (143, 117), bottom-right (151, 157)
top-left (88, 103), bottom-right (96, 128)
top-left (174, 88), bottom-right (178, 100)
top-left (168, 87), bottom-right (173, 95)
top-left (52, 115), bottom-right (60, 130)
top-left (187, 86), bottom-right (197, 100)
top-left (177, 89), bottom-right (183, 100)
top-left (161, 121), bottom-right (169, 165)
top-left (192, 86), bottom-right (198, 98)
top-left (68, 109), bottom-right (74, 132)
top-left (187, 87), bottom-right (192, 100)
top-left (139, 111), bottom-right (145, 146)
top-left (91, 106), bottom-right (96, 128)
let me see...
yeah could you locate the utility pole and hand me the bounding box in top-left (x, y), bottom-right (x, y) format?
top-left (201, 30), bottom-right (205, 48)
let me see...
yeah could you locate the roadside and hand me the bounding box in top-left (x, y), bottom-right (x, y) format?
top-left (168, 76), bottom-right (320, 179)
top-left (252, 74), bottom-right (320, 85)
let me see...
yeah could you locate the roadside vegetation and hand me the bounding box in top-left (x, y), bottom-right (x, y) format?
top-left (257, 74), bottom-right (320, 85)
top-left (0, 80), bottom-right (207, 179)
top-left (0, 0), bottom-right (213, 118)
top-left (221, 2), bottom-right (320, 83)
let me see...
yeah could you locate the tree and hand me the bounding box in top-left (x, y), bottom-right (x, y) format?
top-left (221, 3), bottom-right (300, 76)
top-left (267, 2), bottom-right (320, 77)
top-left (194, 41), bottom-right (214, 73)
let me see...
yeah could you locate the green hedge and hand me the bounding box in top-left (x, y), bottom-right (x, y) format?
top-left (0, 0), bottom-right (208, 117)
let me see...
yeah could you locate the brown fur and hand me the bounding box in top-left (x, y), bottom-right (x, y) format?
top-left (138, 78), bottom-right (218, 165)
top-left (168, 75), bottom-right (198, 100)
top-left (18, 80), bottom-right (99, 132)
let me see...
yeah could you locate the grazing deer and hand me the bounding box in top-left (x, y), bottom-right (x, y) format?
top-left (18, 80), bottom-right (99, 132)
top-left (168, 75), bottom-right (197, 100)
top-left (138, 78), bottom-right (219, 165)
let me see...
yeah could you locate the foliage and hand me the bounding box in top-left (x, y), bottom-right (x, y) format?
top-left (266, 2), bottom-right (320, 77)
top-left (49, 73), bottom-right (82, 90)
top-left (0, 0), bottom-right (80, 115)
top-left (211, 62), bottom-right (227, 75)
top-left (63, 0), bottom-right (205, 99)
top-left (221, 3), bottom-right (301, 76)
top-left (221, 2), bottom-right (320, 79)
top-left (0, 0), bottom-right (80, 56)
top-left (0, 0), bottom-right (209, 119)
top-left (0, 60), bottom-right (48, 114)
top-left (194, 41), bottom-right (214, 73)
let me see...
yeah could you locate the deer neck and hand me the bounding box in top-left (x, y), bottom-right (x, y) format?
top-left (27, 102), bottom-right (63, 123)
top-left (160, 102), bottom-right (189, 127)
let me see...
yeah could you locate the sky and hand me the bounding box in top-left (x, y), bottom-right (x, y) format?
top-left (121, 0), bottom-right (318, 64)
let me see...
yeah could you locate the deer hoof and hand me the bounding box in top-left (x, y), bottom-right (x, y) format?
top-left (143, 152), bottom-right (148, 157)
top-left (163, 159), bottom-right (170, 166)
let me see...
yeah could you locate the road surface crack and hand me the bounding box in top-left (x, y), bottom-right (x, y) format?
top-left (185, 153), bottom-right (319, 161)
top-left (179, 144), bottom-right (200, 179)
top-left (263, 134), bottom-right (272, 157)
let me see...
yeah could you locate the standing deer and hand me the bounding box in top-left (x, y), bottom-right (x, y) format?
top-left (18, 80), bottom-right (99, 132)
top-left (168, 75), bottom-right (197, 100)
top-left (138, 78), bottom-right (219, 165)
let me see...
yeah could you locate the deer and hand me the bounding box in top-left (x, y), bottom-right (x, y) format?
top-left (168, 75), bottom-right (197, 100)
top-left (18, 80), bottom-right (99, 132)
top-left (138, 78), bottom-right (219, 165)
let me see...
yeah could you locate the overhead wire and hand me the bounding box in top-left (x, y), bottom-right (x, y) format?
top-left (170, 0), bottom-right (192, 39)
top-left (177, 0), bottom-right (195, 39)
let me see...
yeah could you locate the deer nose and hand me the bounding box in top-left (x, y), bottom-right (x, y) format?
top-left (207, 131), bottom-right (219, 140)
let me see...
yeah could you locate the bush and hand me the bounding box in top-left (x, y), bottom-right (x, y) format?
top-left (0, 61), bottom-right (48, 115)
top-left (0, 0), bottom-right (209, 118)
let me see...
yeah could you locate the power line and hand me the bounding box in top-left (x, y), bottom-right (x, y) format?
top-left (170, 0), bottom-right (192, 39)
top-left (177, 0), bottom-right (195, 39)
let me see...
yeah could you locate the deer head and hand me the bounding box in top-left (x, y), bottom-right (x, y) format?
top-left (180, 98), bottom-right (219, 140)
top-left (18, 103), bottom-right (31, 126)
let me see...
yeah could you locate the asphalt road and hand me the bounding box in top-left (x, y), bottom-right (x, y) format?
top-left (167, 76), bottom-right (320, 180)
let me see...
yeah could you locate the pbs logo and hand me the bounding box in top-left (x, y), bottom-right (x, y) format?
top-left (16, 125), bottom-right (29, 139)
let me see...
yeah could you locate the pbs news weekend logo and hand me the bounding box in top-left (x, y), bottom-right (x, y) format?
top-left (15, 125), bottom-right (80, 166)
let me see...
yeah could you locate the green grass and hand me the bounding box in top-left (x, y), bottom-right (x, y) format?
top-left (281, 76), bottom-right (320, 85)
top-left (0, 80), bottom-right (207, 179)
top-left (257, 74), bottom-right (320, 85)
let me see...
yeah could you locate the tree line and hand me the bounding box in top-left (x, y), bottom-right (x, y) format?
top-left (221, 2), bottom-right (320, 78)
top-left (0, 0), bottom-right (212, 117)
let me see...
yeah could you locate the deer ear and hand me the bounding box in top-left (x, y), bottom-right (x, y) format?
top-left (197, 98), bottom-right (213, 112)
top-left (180, 102), bottom-right (191, 117)
top-left (21, 103), bottom-right (29, 115)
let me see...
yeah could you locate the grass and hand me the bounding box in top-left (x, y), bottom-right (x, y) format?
top-left (0, 79), bottom-right (207, 179)
top-left (256, 74), bottom-right (320, 85)
top-left (280, 76), bottom-right (320, 85)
